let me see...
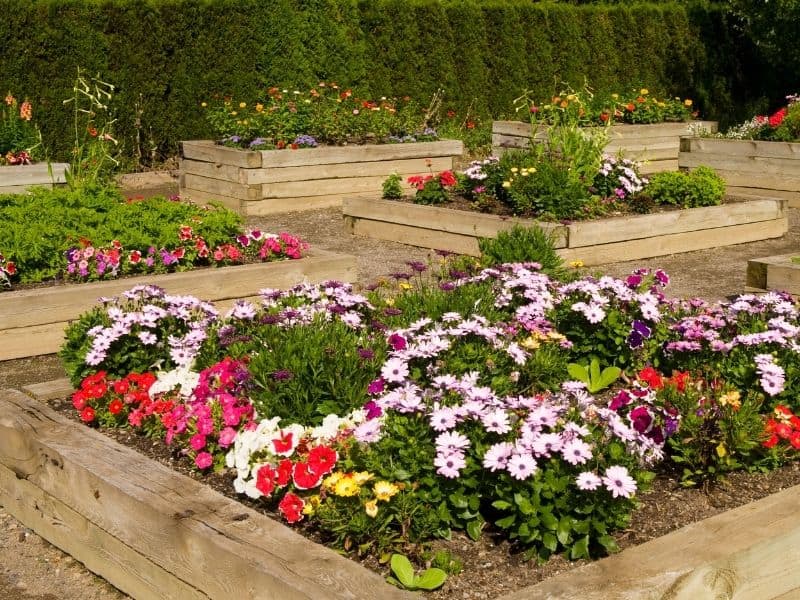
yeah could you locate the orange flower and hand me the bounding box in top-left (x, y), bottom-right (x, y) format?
top-left (625, 103), bottom-right (636, 112)
top-left (4, 93), bottom-right (14, 106)
top-left (19, 101), bottom-right (32, 121)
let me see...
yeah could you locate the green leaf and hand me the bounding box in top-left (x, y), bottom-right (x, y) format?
top-left (589, 358), bottom-right (601, 385)
top-left (449, 492), bottom-right (468, 509)
top-left (567, 362), bottom-right (588, 382)
top-left (466, 520), bottom-right (483, 541)
top-left (492, 499), bottom-right (512, 510)
top-left (598, 535), bottom-right (620, 554)
top-left (390, 554), bottom-right (415, 589)
top-left (557, 517), bottom-right (573, 545)
top-left (570, 535), bottom-right (590, 560)
top-left (495, 515), bottom-right (516, 529)
top-left (514, 493), bottom-right (534, 515)
top-left (597, 366), bottom-right (622, 389)
top-left (415, 568), bottom-right (448, 591)
top-left (542, 532), bottom-right (558, 551)
top-left (540, 511), bottom-right (558, 531)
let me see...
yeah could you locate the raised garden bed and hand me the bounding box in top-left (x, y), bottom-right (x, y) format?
top-left (746, 253), bottom-right (800, 296)
top-left (0, 249), bottom-right (356, 361)
top-left (0, 163), bottom-right (70, 194)
top-left (492, 121), bottom-right (718, 174)
top-left (679, 137), bottom-right (800, 207)
top-left (179, 140), bottom-right (464, 216)
top-left (4, 382), bottom-right (800, 600)
top-left (343, 196), bottom-right (787, 264)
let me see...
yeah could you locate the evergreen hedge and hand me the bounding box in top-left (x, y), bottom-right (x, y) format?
top-left (0, 0), bottom-right (780, 164)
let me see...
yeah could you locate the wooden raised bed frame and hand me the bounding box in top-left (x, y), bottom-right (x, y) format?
top-left (492, 121), bottom-right (718, 174)
top-left (0, 249), bottom-right (356, 361)
top-left (179, 139), bottom-right (464, 215)
top-left (4, 381), bottom-right (800, 599)
top-left (746, 253), bottom-right (800, 295)
top-left (343, 197), bottom-right (788, 265)
top-left (679, 137), bottom-right (800, 208)
top-left (0, 163), bottom-right (70, 194)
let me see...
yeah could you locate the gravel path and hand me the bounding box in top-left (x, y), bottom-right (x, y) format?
top-left (1, 178), bottom-right (798, 599)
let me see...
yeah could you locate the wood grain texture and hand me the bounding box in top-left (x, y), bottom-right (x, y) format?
top-left (258, 140), bottom-right (463, 167)
top-left (178, 187), bottom-right (244, 214)
top-left (497, 478), bottom-right (800, 600)
top-left (0, 163), bottom-right (69, 186)
top-left (262, 175), bottom-right (415, 199)
top-left (243, 156), bottom-right (453, 184)
top-left (244, 193), bottom-right (366, 216)
top-left (343, 197), bottom-right (567, 246)
top-left (0, 389), bottom-right (414, 600)
top-left (183, 173), bottom-right (260, 201)
top-left (22, 378), bottom-right (73, 401)
top-left (345, 216), bottom-right (482, 256)
top-left (679, 137), bottom-right (800, 159)
top-left (0, 251), bottom-right (357, 360)
top-left (181, 141), bottom-right (261, 168)
top-left (180, 158), bottom-right (242, 184)
top-left (558, 218), bottom-right (788, 266)
top-left (567, 199), bottom-right (785, 247)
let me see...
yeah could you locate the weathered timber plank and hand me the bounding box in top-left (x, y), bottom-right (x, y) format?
top-left (766, 263), bottom-right (800, 294)
top-left (679, 137), bottom-right (800, 159)
top-left (180, 158), bottom-right (242, 184)
top-left (639, 159), bottom-right (678, 174)
top-left (262, 175), bottom-right (415, 199)
top-left (178, 187), bottom-right (244, 213)
top-left (707, 170), bottom-right (800, 193)
top-left (678, 153), bottom-right (800, 175)
top-left (244, 193), bottom-right (360, 215)
top-left (1, 253), bottom-right (356, 330)
top-left (491, 134), bottom-right (531, 150)
top-left (181, 141), bottom-right (261, 168)
top-left (491, 120), bottom-right (716, 140)
top-left (0, 321), bottom-right (68, 361)
top-left (728, 187), bottom-right (800, 203)
top-left (0, 389), bottom-right (413, 600)
top-left (183, 173), bottom-right (260, 201)
top-left (558, 218), bottom-right (787, 266)
top-left (258, 140), bottom-right (464, 168)
top-left (567, 199), bottom-right (784, 247)
top-left (497, 478), bottom-right (800, 600)
top-left (0, 461), bottom-right (206, 600)
top-left (343, 198), bottom-right (567, 247)
top-left (244, 156), bottom-right (453, 184)
top-left (22, 378), bottom-right (72, 401)
top-left (345, 216), bottom-right (482, 256)
top-left (0, 184), bottom-right (52, 194)
top-left (0, 163), bottom-right (70, 186)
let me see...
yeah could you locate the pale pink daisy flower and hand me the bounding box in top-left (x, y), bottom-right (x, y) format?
top-left (602, 465), bottom-right (637, 498)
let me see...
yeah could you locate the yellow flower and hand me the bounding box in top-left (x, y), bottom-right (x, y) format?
top-left (333, 477), bottom-right (360, 497)
top-left (365, 500), bottom-right (379, 518)
top-left (239, 102), bottom-right (247, 108)
top-left (302, 495), bottom-right (320, 516)
top-left (640, 88), bottom-right (649, 96)
top-left (398, 282), bottom-right (413, 291)
top-left (566, 94), bottom-right (577, 102)
top-left (502, 181), bottom-right (511, 189)
top-left (510, 167), bottom-right (519, 173)
top-left (569, 260), bottom-right (584, 268)
top-left (201, 102), bottom-right (207, 107)
top-left (255, 103), bottom-right (264, 112)
top-left (373, 481), bottom-right (399, 502)
top-left (718, 390), bottom-right (741, 410)
top-left (353, 471), bottom-right (374, 485)
top-left (230, 111), bottom-right (238, 116)
top-left (684, 99), bottom-right (693, 107)
top-left (385, 297), bottom-right (395, 307)
top-left (716, 443), bottom-right (727, 458)
top-left (611, 93), bottom-right (619, 100)
top-left (520, 336), bottom-right (540, 350)
top-left (323, 472), bottom-right (343, 491)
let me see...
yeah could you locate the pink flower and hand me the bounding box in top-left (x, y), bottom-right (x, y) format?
top-left (189, 433), bottom-right (206, 451)
top-left (576, 472), bottom-right (602, 491)
top-left (507, 453), bottom-right (538, 480)
top-left (194, 452), bottom-right (213, 470)
top-left (218, 426), bottom-right (237, 448)
top-left (602, 465), bottom-right (637, 498)
top-left (434, 451), bottom-right (466, 478)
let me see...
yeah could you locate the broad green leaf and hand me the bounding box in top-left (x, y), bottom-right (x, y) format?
top-left (570, 535), bottom-right (590, 560)
top-left (390, 554), bottom-right (415, 589)
top-left (542, 532), bottom-right (558, 552)
top-left (567, 363), bottom-right (588, 382)
top-left (415, 568), bottom-right (447, 591)
top-left (466, 520), bottom-right (483, 541)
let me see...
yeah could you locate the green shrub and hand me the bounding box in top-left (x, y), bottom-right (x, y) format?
top-left (479, 224), bottom-right (567, 278)
top-left (382, 173), bottom-right (403, 199)
top-left (645, 166), bottom-right (726, 208)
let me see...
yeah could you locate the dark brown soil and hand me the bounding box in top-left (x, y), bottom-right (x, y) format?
top-left (2, 176), bottom-right (800, 598)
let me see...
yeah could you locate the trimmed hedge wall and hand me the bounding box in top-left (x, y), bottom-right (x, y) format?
top-left (0, 0), bottom-right (779, 164)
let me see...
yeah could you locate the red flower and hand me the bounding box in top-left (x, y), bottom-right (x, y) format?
top-left (599, 112), bottom-right (610, 122)
top-left (638, 366), bottom-right (664, 390)
top-left (439, 170), bottom-right (457, 187)
top-left (775, 422), bottom-right (792, 440)
top-left (670, 371), bottom-right (690, 393)
top-left (129, 249), bottom-right (142, 264)
top-left (172, 247), bottom-right (185, 260)
top-left (307, 445), bottom-right (337, 476)
top-left (763, 433), bottom-right (779, 449)
top-left (276, 459), bottom-right (293, 486)
top-left (72, 390), bottom-right (87, 410)
top-left (625, 103), bottom-right (636, 112)
top-left (769, 107), bottom-right (787, 128)
top-left (790, 431), bottom-right (800, 450)
top-left (292, 461), bottom-right (323, 490)
top-left (112, 379), bottom-right (130, 395)
top-left (108, 399), bottom-right (124, 415)
top-left (278, 492), bottom-right (305, 523)
top-left (3, 261), bottom-right (16, 275)
top-left (256, 465), bottom-right (276, 497)
top-left (80, 406), bottom-right (96, 423)
top-left (272, 430), bottom-right (295, 455)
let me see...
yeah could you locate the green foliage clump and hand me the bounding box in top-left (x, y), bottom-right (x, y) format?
top-left (0, 184), bottom-right (242, 283)
top-left (478, 224), bottom-right (567, 279)
top-left (645, 166), bottom-right (726, 208)
top-left (381, 172), bottom-right (403, 199)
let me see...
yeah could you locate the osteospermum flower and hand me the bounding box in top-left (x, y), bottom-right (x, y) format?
top-left (507, 453), bottom-right (538, 480)
top-left (561, 439), bottom-right (593, 465)
top-left (381, 357), bottom-right (409, 383)
top-left (602, 465), bottom-right (637, 498)
top-left (434, 451), bottom-right (466, 478)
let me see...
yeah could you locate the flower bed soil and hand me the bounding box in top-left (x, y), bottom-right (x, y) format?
top-left (6, 381), bottom-right (800, 600)
top-left (179, 140), bottom-right (464, 216)
top-left (492, 121), bottom-right (718, 174)
top-left (0, 250), bottom-right (356, 361)
top-left (0, 163), bottom-right (70, 194)
top-left (343, 196), bottom-right (788, 264)
top-left (679, 137), bottom-right (800, 207)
